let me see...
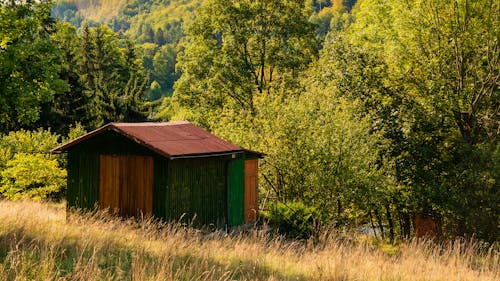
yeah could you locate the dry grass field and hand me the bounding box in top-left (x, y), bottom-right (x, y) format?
top-left (0, 200), bottom-right (497, 280)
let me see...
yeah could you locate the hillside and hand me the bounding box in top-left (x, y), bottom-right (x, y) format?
top-left (51, 0), bottom-right (351, 98)
top-left (51, 0), bottom-right (204, 99)
top-left (52, 0), bottom-right (202, 36)
top-left (0, 200), bottom-right (498, 280)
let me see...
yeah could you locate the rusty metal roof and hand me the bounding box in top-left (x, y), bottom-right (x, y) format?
top-left (51, 121), bottom-right (258, 159)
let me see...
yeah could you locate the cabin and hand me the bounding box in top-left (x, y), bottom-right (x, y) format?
top-left (51, 121), bottom-right (262, 228)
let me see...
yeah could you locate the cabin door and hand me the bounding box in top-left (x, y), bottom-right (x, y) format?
top-left (99, 155), bottom-right (154, 217)
top-left (244, 159), bottom-right (258, 223)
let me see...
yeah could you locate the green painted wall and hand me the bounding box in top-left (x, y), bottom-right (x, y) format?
top-left (228, 158), bottom-right (244, 227)
top-left (152, 156), bottom-right (169, 219)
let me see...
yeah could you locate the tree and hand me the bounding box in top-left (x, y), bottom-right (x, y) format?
top-left (151, 44), bottom-right (178, 96)
top-left (174, 0), bottom-right (317, 120)
top-left (0, 153), bottom-right (66, 201)
top-left (0, 0), bottom-right (68, 132)
top-left (76, 24), bottom-right (148, 129)
top-left (36, 22), bottom-right (88, 135)
top-left (154, 27), bottom-right (166, 46)
top-left (346, 0), bottom-right (499, 241)
top-left (0, 129), bottom-right (65, 201)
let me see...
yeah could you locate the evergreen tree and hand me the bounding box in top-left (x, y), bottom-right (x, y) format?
top-left (36, 22), bottom-right (88, 135)
top-left (75, 24), bottom-right (148, 129)
top-left (154, 27), bottom-right (166, 46)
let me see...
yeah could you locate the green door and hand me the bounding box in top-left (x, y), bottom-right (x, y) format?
top-left (227, 158), bottom-right (244, 227)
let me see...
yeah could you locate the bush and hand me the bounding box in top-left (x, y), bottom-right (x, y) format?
top-left (0, 129), bottom-right (66, 201)
top-left (263, 201), bottom-right (320, 239)
top-left (0, 129), bottom-right (59, 154)
top-left (0, 153), bottom-right (66, 201)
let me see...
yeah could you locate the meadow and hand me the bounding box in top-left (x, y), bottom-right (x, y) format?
top-left (0, 200), bottom-right (497, 281)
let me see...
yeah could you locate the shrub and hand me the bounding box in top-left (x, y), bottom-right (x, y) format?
top-left (264, 201), bottom-right (320, 239)
top-left (66, 122), bottom-right (87, 142)
top-left (0, 153), bottom-right (66, 201)
top-left (0, 129), bottom-right (59, 155)
top-left (0, 129), bottom-right (66, 201)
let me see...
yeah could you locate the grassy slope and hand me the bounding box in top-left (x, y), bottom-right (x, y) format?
top-left (0, 200), bottom-right (498, 281)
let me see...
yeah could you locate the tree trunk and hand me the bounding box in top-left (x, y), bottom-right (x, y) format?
top-left (384, 204), bottom-right (394, 243)
top-left (373, 208), bottom-right (385, 239)
top-left (369, 210), bottom-right (379, 240)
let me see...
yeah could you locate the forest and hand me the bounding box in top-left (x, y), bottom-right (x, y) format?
top-left (0, 0), bottom-right (498, 244)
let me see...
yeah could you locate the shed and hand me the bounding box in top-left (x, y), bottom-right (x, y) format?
top-left (51, 121), bottom-right (263, 228)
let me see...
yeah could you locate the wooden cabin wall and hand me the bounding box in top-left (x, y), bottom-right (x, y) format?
top-left (67, 151), bottom-right (100, 210)
top-left (99, 155), bottom-right (154, 217)
top-left (154, 157), bottom-right (229, 228)
top-left (66, 131), bottom-right (155, 212)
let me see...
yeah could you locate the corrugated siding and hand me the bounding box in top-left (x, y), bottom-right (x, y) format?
top-left (154, 158), bottom-right (228, 228)
top-left (67, 152), bottom-right (99, 210)
top-left (228, 158), bottom-right (244, 227)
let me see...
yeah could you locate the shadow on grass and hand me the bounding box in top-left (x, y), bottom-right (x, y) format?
top-left (0, 227), bottom-right (316, 280)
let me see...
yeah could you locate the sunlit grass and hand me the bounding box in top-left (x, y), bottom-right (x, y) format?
top-left (0, 200), bottom-right (497, 280)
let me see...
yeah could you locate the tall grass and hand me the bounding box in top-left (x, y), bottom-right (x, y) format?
top-left (0, 200), bottom-right (497, 280)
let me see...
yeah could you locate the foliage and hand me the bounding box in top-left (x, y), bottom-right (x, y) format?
top-left (175, 0), bottom-right (317, 117)
top-left (1, 0), bottom-right (497, 242)
top-left (0, 153), bottom-right (66, 200)
top-left (77, 23), bottom-right (149, 129)
top-left (51, 0), bottom-right (202, 99)
top-left (66, 122), bottom-right (87, 142)
top-left (35, 22), bottom-right (88, 134)
top-left (0, 129), bottom-right (65, 201)
top-left (0, 129), bottom-right (60, 168)
top-left (344, 0), bottom-right (500, 241)
top-left (263, 201), bottom-right (320, 239)
top-left (0, 0), bottom-right (69, 132)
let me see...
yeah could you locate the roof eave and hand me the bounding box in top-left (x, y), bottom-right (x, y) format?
top-left (51, 123), bottom-right (115, 154)
top-left (50, 122), bottom-right (252, 160)
top-left (169, 150), bottom-right (245, 160)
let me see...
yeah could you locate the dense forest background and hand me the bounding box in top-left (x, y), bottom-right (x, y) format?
top-left (0, 0), bottom-right (498, 242)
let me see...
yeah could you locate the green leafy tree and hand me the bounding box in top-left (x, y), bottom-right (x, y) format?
top-left (0, 129), bottom-right (64, 201)
top-left (151, 44), bottom-right (178, 96)
top-left (154, 27), bottom-right (166, 46)
top-left (0, 129), bottom-right (59, 169)
top-left (0, 0), bottom-right (69, 132)
top-left (174, 0), bottom-right (317, 120)
top-left (345, 0), bottom-right (499, 241)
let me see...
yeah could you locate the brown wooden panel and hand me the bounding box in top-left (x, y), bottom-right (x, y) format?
top-left (100, 155), bottom-right (120, 212)
top-left (100, 155), bottom-right (153, 218)
top-left (119, 156), bottom-right (132, 216)
top-left (244, 159), bottom-right (258, 223)
top-left (128, 156), bottom-right (153, 216)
